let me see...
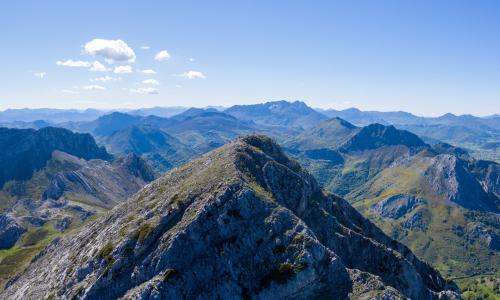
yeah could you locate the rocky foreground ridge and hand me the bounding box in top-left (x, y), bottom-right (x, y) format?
top-left (1, 135), bottom-right (461, 299)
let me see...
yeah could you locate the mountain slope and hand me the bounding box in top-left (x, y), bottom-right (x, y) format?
top-left (1, 135), bottom-right (459, 299)
top-left (0, 127), bottom-right (110, 187)
top-left (284, 117), bottom-right (360, 151)
top-left (103, 125), bottom-right (196, 171)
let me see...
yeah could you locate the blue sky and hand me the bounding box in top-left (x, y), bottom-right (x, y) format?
top-left (0, 0), bottom-right (499, 116)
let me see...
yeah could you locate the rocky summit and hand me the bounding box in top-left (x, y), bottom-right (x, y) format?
top-left (1, 135), bottom-right (461, 299)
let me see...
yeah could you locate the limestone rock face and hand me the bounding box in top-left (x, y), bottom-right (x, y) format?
top-left (425, 154), bottom-right (498, 212)
top-left (372, 194), bottom-right (425, 219)
top-left (1, 135), bottom-right (460, 300)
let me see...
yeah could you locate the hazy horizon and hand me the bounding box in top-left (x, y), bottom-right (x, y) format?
top-left (1, 100), bottom-right (498, 118)
top-left (1, 1), bottom-right (499, 116)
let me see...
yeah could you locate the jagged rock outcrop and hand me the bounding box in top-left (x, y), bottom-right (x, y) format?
top-left (1, 135), bottom-right (460, 299)
top-left (0, 215), bottom-right (26, 249)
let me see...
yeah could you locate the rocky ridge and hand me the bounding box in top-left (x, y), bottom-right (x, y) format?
top-left (1, 135), bottom-right (460, 299)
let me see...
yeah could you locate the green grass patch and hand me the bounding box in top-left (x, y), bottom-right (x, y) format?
top-left (135, 222), bottom-right (154, 243)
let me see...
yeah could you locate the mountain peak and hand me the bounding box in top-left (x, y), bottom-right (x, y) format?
top-left (329, 117), bottom-right (357, 129)
top-left (2, 134), bottom-right (458, 299)
top-left (225, 100), bottom-right (328, 129)
top-left (340, 123), bottom-right (427, 151)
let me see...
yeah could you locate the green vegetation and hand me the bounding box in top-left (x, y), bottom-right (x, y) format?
top-left (457, 275), bottom-right (500, 300)
top-left (98, 242), bottom-right (114, 260)
top-left (259, 262), bottom-right (307, 289)
top-left (98, 242), bottom-right (115, 276)
top-left (135, 222), bottom-right (154, 242)
top-left (22, 228), bottom-right (49, 247)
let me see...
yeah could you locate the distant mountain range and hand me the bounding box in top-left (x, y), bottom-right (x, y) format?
top-left (225, 100), bottom-right (328, 129)
top-left (319, 108), bottom-right (500, 162)
top-left (3, 103), bottom-right (498, 162)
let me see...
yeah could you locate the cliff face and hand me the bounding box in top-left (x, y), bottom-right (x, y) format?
top-left (1, 135), bottom-right (460, 300)
top-left (0, 127), bottom-right (111, 187)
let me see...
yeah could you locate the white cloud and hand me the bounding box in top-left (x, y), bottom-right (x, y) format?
top-left (140, 46), bottom-right (150, 50)
top-left (56, 59), bottom-right (91, 67)
top-left (154, 50), bottom-right (171, 61)
top-left (130, 87), bottom-right (159, 95)
top-left (33, 72), bottom-right (46, 78)
top-left (90, 75), bottom-right (120, 82)
top-left (62, 89), bottom-right (78, 94)
top-left (82, 85), bottom-right (106, 90)
top-left (142, 79), bottom-right (159, 85)
top-left (189, 58), bottom-right (195, 62)
top-left (84, 39), bottom-right (136, 62)
top-left (114, 65), bottom-right (133, 74)
top-left (89, 61), bottom-right (108, 72)
top-left (179, 70), bottom-right (206, 79)
top-left (139, 69), bottom-right (156, 74)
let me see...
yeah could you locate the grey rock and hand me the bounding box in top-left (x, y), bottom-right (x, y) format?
top-left (55, 216), bottom-right (73, 233)
top-left (372, 194), bottom-right (424, 219)
top-left (0, 215), bottom-right (26, 249)
top-left (21, 216), bottom-right (46, 227)
top-left (425, 154), bottom-right (498, 212)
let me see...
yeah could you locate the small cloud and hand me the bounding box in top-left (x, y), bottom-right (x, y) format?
top-left (33, 72), bottom-right (46, 78)
top-left (138, 69), bottom-right (156, 74)
top-left (114, 65), bottom-right (133, 74)
top-left (189, 58), bottom-right (195, 62)
top-left (178, 70), bottom-right (206, 79)
top-left (84, 39), bottom-right (136, 62)
top-left (154, 50), bottom-right (171, 61)
top-left (140, 46), bottom-right (150, 50)
top-left (82, 85), bottom-right (106, 90)
top-left (89, 61), bottom-right (108, 72)
top-left (90, 75), bottom-right (120, 82)
top-left (142, 79), bottom-right (159, 85)
top-left (56, 59), bottom-right (91, 67)
top-left (130, 87), bottom-right (159, 95)
top-left (62, 89), bottom-right (78, 94)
